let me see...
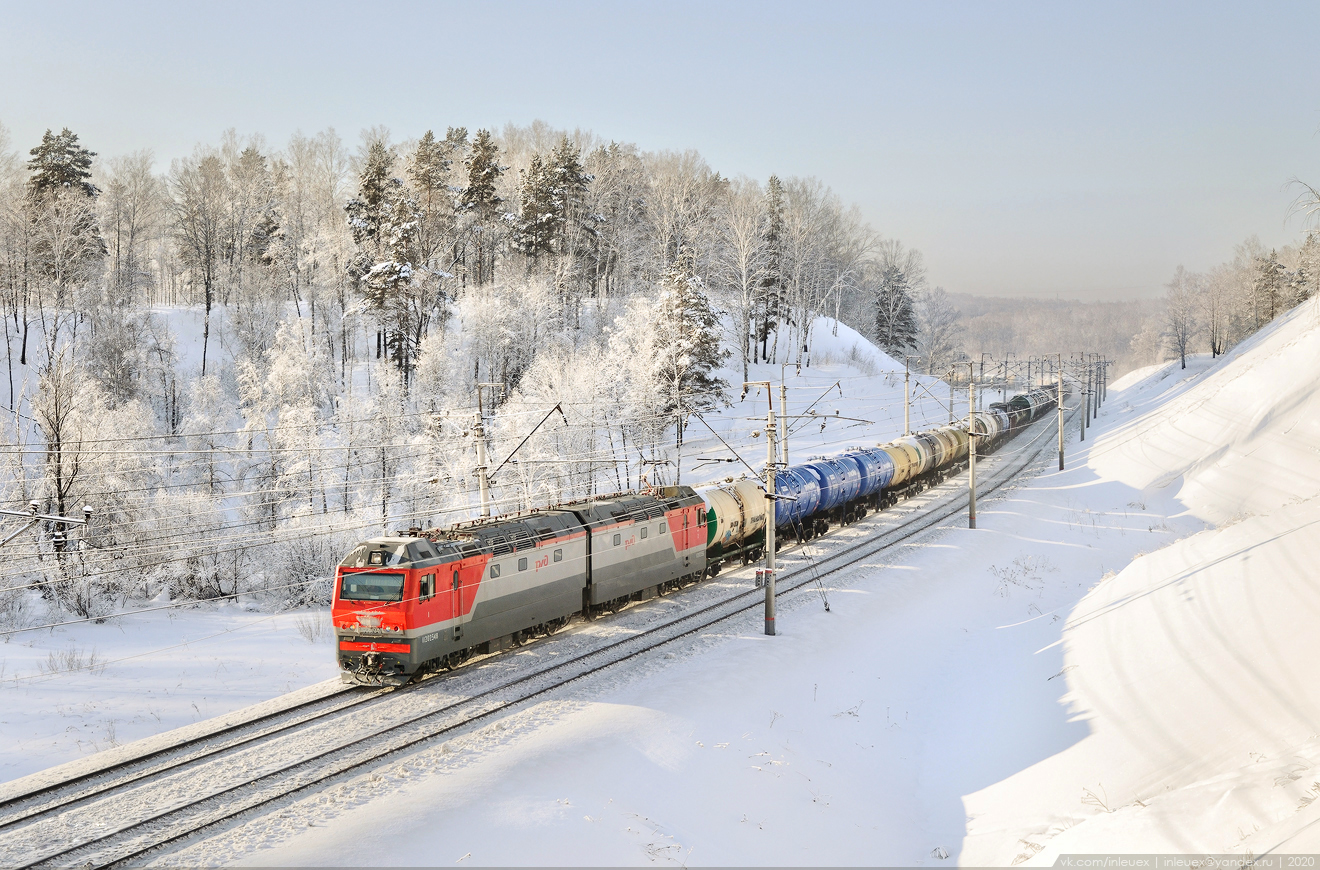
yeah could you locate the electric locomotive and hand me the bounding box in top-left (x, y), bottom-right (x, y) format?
top-left (332, 486), bottom-right (707, 685)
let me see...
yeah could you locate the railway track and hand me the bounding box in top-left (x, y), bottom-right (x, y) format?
top-left (0, 404), bottom-right (1074, 869)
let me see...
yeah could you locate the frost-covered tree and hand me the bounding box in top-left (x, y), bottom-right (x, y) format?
top-left (650, 256), bottom-right (729, 424)
top-left (711, 176), bottom-right (768, 382)
top-left (1164, 265), bottom-right (1201, 369)
top-left (346, 140), bottom-right (424, 377)
top-left (169, 149), bottom-right (227, 375)
top-left (873, 239), bottom-right (925, 359)
top-left (100, 150), bottom-right (163, 310)
top-left (27, 128), bottom-right (98, 198)
top-left (1252, 249), bottom-right (1289, 327)
top-left (460, 129), bottom-right (505, 286)
top-left (757, 175), bottom-right (784, 362)
top-left (1290, 232), bottom-right (1318, 306)
top-left (913, 286), bottom-right (963, 375)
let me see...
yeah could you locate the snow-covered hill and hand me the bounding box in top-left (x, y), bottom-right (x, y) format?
top-left (962, 295), bottom-right (1320, 859)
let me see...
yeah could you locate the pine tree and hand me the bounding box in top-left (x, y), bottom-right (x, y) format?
top-left (651, 255), bottom-right (729, 420)
top-left (757, 175), bottom-right (784, 362)
top-left (514, 153), bottom-right (558, 263)
top-left (460, 129), bottom-right (505, 285)
top-left (27, 128), bottom-right (98, 198)
top-left (26, 128), bottom-right (106, 314)
top-left (548, 136), bottom-right (594, 270)
top-left (874, 263), bottom-right (917, 357)
top-left (1252, 250), bottom-right (1289, 327)
top-left (346, 142), bottom-right (422, 375)
top-left (1291, 232), bottom-right (1319, 305)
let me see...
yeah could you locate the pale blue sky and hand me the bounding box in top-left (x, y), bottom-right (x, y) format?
top-left (3, 0), bottom-right (1317, 299)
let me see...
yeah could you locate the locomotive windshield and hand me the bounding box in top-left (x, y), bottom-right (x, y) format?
top-left (339, 572), bottom-right (405, 602)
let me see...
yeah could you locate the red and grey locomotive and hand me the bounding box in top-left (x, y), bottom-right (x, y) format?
top-left (332, 486), bottom-right (707, 685)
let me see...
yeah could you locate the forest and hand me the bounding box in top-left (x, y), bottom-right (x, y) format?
top-left (0, 119), bottom-right (1310, 625)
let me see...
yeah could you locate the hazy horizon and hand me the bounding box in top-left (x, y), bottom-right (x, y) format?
top-left (3, 0), bottom-right (1317, 302)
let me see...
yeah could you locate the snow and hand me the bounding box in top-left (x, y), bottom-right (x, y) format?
top-left (8, 297), bottom-right (1320, 864)
top-left (0, 604), bottom-right (340, 783)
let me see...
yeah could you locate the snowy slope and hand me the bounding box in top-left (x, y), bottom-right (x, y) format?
top-left (1089, 299), bottom-right (1320, 523)
top-left (961, 295), bottom-right (1320, 860)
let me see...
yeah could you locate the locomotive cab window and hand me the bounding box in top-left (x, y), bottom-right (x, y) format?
top-left (613, 533), bottom-right (621, 546)
top-left (340, 572), bottom-right (404, 602)
top-left (490, 563), bottom-right (501, 579)
top-left (420, 573), bottom-right (435, 601)
top-left (553, 549), bottom-right (563, 562)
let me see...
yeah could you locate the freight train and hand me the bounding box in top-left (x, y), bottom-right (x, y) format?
top-left (332, 388), bottom-right (1058, 685)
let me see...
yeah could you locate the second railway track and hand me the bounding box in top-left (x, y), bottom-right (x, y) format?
top-left (0, 404), bottom-right (1075, 869)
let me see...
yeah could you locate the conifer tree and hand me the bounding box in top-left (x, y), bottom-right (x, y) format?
top-left (26, 127), bottom-right (106, 316)
top-left (346, 141), bottom-right (422, 376)
top-left (874, 263), bottom-right (917, 357)
top-left (461, 130), bottom-right (505, 285)
top-left (757, 175), bottom-right (784, 361)
top-left (1252, 250), bottom-right (1289, 327)
top-left (27, 128), bottom-right (98, 198)
top-left (515, 153), bottom-right (558, 263)
top-left (651, 254), bottom-right (729, 421)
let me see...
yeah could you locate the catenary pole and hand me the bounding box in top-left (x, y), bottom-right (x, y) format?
top-left (1057, 353), bottom-right (1065, 471)
top-left (903, 359), bottom-right (911, 436)
top-left (968, 362), bottom-right (977, 529)
top-left (474, 383), bottom-right (503, 518)
top-left (779, 379), bottom-right (789, 467)
top-left (1080, 358), bottom-right (1087, 442)
top-left (764, 397), bottom-right (777, 636)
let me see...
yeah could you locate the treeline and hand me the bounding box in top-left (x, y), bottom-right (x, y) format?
top-left (1158, 233), bottom-right (1319, 369)
top-left (0, 119), bottom-right (938, 623)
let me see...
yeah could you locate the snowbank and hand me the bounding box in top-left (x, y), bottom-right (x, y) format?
top-left (962, 296), bottom-right (1320, 860)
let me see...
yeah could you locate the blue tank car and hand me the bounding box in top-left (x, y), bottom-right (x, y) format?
top-left (773, 466), bottom-right (821, 527)
top-left (799, 456), bottom-right (862, 515)
top-left (841, 448), bottom-right (896, 499)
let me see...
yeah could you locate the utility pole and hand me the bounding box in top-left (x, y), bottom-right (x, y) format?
top-left (474, 382), bottom-right (503, 517)
top-left (765, 399), bottom-right (777, 636)
top-left (947, 367), bottom-right (955, 424)
top-left (903, 358), bottom-right (911, 436)
top-left (779, 378), bottom-right (789, 468)
top-left (1080, 359), bottom-right (1088, 442)
top-left (967, 362), bottom-right (978, 529)
top-left (1091, 354), bottom-right (1099, 419)
top-left (744, 380), bottom-right (777, 637)
top-left (1056, 353), bottom-right (1065, 471)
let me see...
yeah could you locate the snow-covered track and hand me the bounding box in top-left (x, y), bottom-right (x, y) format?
top-left (0, 409), bottom-right (1070, 869)
top-left (0, 684), bottom-right (379, 832)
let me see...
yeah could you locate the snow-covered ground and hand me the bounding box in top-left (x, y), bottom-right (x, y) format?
top-left (156, 297), bottom-right (1320, 865)
top-left (0, 603), bottom-right (341, 782)
top-left (10, 298), bottom-right (1320, 863)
